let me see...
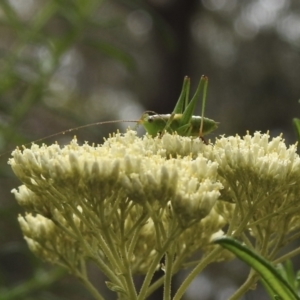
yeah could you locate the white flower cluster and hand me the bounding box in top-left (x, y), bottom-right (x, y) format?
top-left (9, 130), bottom-right (300, 276)
top-left (9, 131), bottom-right (223, 274)
top-left (213, 132), bottom-right (300, 251)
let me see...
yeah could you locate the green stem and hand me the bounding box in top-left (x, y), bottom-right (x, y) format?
top-left (119, 247), bottom-right (138, 300)
top-left (163, 250), bottom-right (174, 300)
top-left (273, 246), bottom-right (300, 265)
top-left (147, 276), bottom-right (165, 298)
top-left (65, 207), bottom-right (124, 287)
top-left (137, 250), bottom-right (164, 300)
top-left (226, 203), bottom-right (241, 236)
top-left (146, 243), bottom-right (193, 298)
top-left (228, 269), bottom-right (257, 300)
top-left (282, 231), bottom-right (300, 247)
top-left (259, 219), bottom-right (272, 257)
top-left (77, 271), bottom-right (105, 300)
top-left (75, 200), bottom-right (126, 282)
top-left (127, 215), bottom-right (149, 259)
top-left (138, 229), bottom-right (180, 300)
top-left (173, 246), bottom-right (222, 300)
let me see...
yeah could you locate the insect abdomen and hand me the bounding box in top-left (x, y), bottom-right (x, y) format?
top-left (140, 114), bottom-right (218, 137)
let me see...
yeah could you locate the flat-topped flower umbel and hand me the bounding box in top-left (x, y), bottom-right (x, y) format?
top-left (9, 130), bottom-right (300, 299)
top-left (9, 131), bottom-right (223, 284)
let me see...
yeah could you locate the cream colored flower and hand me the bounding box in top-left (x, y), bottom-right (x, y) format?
top-left (9, 129), bottom-right (300, 300)
top-left (9, 131), bottom-right (224, 274)
top-left (212, 132), bottom-right (300, 257)
top-left (18, 213), bottom-right (83, 265)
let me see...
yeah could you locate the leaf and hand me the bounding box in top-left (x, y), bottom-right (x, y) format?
top-left (293, 118), bottom-right (300, 143)
top-left (214, 237), bottom-right (300, 300)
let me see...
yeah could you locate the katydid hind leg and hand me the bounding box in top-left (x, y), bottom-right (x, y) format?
top-left (184, 77), bottom-right (190, 111)
top-left (162, 77), bottom-right (190, 133)
top-left (177, 123), bottom-right (193, 136)
top-left (180, 76), bottom-right (206, 128)
top-left (173, 76), bottom-right (190, 114)
top-left (199, 76), bottom-right (209, 138)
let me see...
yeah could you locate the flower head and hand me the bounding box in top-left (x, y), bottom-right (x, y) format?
top-left (9, 131), bottom-right (224, 273)
top-left (213, 132), bottom-right (300, 254)
top-left (11, 129), bottom-right (300, 281)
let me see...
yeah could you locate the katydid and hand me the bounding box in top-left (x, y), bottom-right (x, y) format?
top-left (138, 75), bottom-right (218, 138)
top-left (1, 76), bottom-right (217, 157)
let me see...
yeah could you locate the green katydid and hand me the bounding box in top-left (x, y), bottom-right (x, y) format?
top-left (1, 76), bottom-right (217, 157)
top-left (138, 75), bottom-right (218, 138)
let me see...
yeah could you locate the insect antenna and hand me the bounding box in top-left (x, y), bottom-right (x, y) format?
top-left (1, 119), bottom-right (138, 158)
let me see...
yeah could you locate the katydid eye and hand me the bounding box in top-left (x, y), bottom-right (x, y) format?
top-left (148, 117), bottom-right (154, 123)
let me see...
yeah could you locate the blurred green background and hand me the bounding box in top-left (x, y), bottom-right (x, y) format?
top-left (1, 0), bottom-right (300, 299)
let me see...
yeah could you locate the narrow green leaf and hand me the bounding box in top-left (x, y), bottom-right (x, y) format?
top-left (276, 261), bottom-right (296, 291)
top-left (214, 237), bottom-right (300, 300)
top-left (293, 118), bottom-right (300, 143)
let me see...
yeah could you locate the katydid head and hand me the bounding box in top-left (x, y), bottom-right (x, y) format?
top-left (138, 112), bottom-right (170, 136)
